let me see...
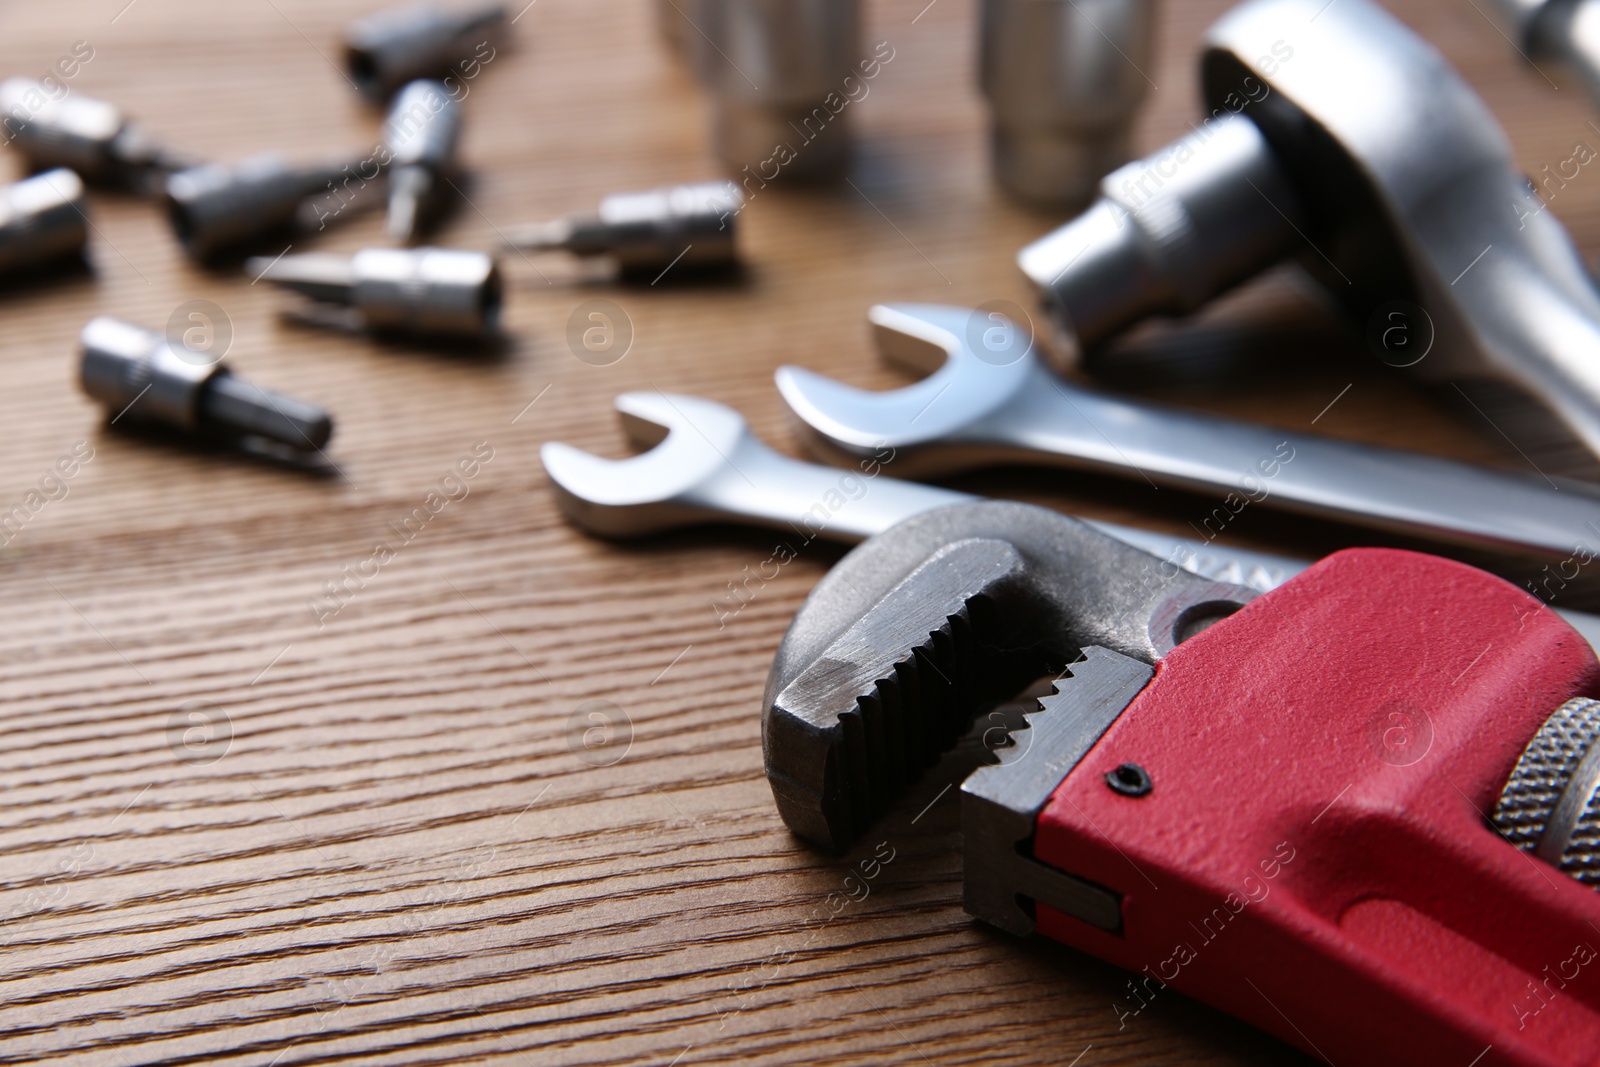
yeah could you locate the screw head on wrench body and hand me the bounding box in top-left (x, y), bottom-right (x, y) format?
top-left (1020, 0), bottom-right (1600, 469)
top-left (777, 303), bottom-right (1600, 580)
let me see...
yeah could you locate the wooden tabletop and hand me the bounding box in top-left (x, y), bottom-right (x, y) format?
top-left (0, 1), bottom-right (1589, 1064)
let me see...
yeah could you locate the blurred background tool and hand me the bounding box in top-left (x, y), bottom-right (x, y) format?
top-left (164, 155), bottom-right (361, 262)
top-left (502, 181), bottom-right (743, 278)
top-left (249, 247), bottom-right (502, 340)
top-left (1490, 0), bottom-right (1600, 105)
top-left (656, 0), bottom-right (692, 54)
top-left (980, 0), bottom-right (1156, 208)
top-left (687, 0), bottom-right (861, 182)
top-left (382, 79), bottom-right (463, 243)
top-left (344, 1), bottom-right (506, 102)
top-left (0, 77), bottom-right (196, 194)
top-left (0, 168), bottom-right (88, 276)
top-left (78, 317), bottom-right (332, 453)
top-left (1019, 0), bottom-right (1600, 473)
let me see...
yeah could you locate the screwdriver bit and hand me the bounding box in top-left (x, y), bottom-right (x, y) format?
top-left (79, 317), bottom-right (332, 452)
top-left (345, 2), bottom-right (506, 102)
top-left (0, 78), bottom-right (195, 194)
top-left (0, 168), bottom-right (89, 276)
top-left (502, 181), bottom-right (743, 277)
top-left (382, 79), bottom-right (462, 243)
top-left (164, 155), bottom-right (356, 262)
top-left (248, 247), bottom-right (502, 340)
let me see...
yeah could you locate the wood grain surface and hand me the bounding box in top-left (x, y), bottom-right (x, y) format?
top-left (0, 1), bottom-right (1589, 1064)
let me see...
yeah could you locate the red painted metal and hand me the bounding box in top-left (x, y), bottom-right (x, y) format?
top-left (1035, 548), bottom-right (1600, 1066)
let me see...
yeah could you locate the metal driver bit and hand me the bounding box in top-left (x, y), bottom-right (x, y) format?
top-left (980, 0), bottom-right (1156, 208)
top-left (0, 78), bottom-right (195, 194)
top-left (164, 155), bottom-right (357, 262)
top-left (383, 79), bottom-right (462, 243)
top-left (0, 168), bottom-right (89, 276)
top-left (345, 2), bottom-right (506, 103)
top-left (248, 247), bottom-right (502, 340)
top-left (688, 0), bottom-right (861, 182)
top-left (503, 181), bottom-right (743, 277)
top-left (79, 317), bottom-right (332, 452)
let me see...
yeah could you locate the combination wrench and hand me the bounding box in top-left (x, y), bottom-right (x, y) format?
top-left (777, 304), bottom-right (1600, 579)
top-left (540, 391), bottom-right (1600, 650)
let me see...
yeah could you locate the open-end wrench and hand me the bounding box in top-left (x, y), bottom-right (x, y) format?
top-left (777, 303), bottom-right (1600, 571)
top-left (541, 392), bottom-right (1600, 649)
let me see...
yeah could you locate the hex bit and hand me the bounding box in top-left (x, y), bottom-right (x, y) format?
top-left (164, 155), bottom-right (358, 262)
top-left (79, 317), bottom-right (332, 452)
top-left (0, 78), bottom-right (195, 193)
top-left (0, 168), bottom-right (89, 276)
top-left (345, 2), bottom-right (506, 102)
top-left (248, 247), bottom-right (502, 340)
top-left (502, 181), bottom-right (742, 277)
top-left (382, 79), bottom-right (463, 243)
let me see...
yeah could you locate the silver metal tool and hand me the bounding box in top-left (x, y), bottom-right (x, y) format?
top-left (383, 79), bottom-right (462, 243)
top-left (345, 2), bottom-right (506, 102)
top-left (778, 304), bottom-right (1600, 570)
top-left (980, 0), bottom-right (1155, 208)
top-left (1489, 0), bottom-right (1600, 106)
top-left (0, 78), bottom-right (194, 194)
top-left (503, 181), bottom-right (743, 277)
top-left (542, 391), bottom-right (1600, 654)
top-left (763, 501), bottom-right (1256, 849)
top-left (0, 168), bottom-right (88, 276)
top-left (1019, 0), bottom-right (1600, 469)
top-left (687, 0), bottom-right (861, 181)
top-left (79, 317), bottom-right (332, 452)
top-left (248, 247), bottom-right (502, 340)
top-left (165, 155), bottom-right (356, 262)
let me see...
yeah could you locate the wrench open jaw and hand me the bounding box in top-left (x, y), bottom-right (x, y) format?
top-left (762, 500), bottom-right (1254, 852)
top-left (778, 304), bottom-right (1600, 578)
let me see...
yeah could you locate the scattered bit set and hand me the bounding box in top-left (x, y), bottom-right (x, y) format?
top-left (0, 1), bottom-right (749, 457)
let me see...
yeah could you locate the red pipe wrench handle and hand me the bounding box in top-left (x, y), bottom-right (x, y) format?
top-left (1035, 549), bottom-right (1600, 1066)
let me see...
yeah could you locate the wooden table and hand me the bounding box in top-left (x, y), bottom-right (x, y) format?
top-left (0, 1), bottom-right (1588, 1063)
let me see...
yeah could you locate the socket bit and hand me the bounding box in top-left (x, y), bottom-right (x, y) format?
top-left (79, 317), bottom-right (332, 452)
top-left (383, 79), bottom-right (462, 243)
top-left (0, 168), bottom-right (89, 276)
top-left (165, 155), bottom-right (355, 262)
top-left (688, 0), bottom-right (861, 182)
top-left (345, 2), bottom-right (506, 102)
top-left (0, 78), bottom-right (195, 194)
top-left (248, 247), bottom-right (502, 339)
top-left (980, 0), bottom-right (1155, 208)
top-left (502, 181), bottom-right (743, 276)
